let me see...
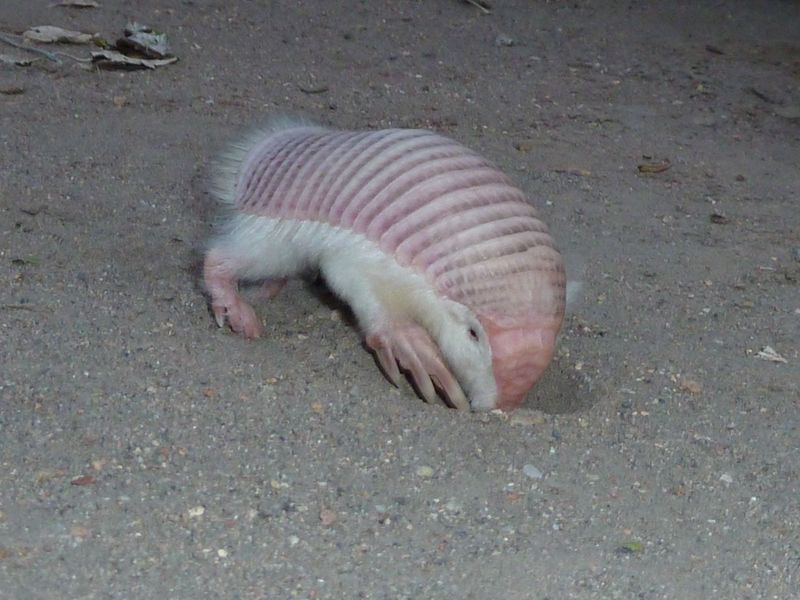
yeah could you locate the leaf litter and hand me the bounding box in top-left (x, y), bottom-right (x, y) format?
top-left (92, 23), bottom-right (176, 69)
top-left (755, 346), bottom-right (788, 364)
top-left (1, 21), bottom-right (177, 70)
top-left (23, 25), bottom-right (97, 44)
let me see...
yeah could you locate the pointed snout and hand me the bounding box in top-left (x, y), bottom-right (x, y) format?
top-left (482, 317), bottom-right (561, 411)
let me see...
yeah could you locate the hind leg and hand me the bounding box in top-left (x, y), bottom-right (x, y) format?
top-left (256, 278), bottom-right (288, 303)
top-left (203, 247), bottom-right (264, 339)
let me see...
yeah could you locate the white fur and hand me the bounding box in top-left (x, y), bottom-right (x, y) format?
top-left (210, 212), bottom-right (499, 408)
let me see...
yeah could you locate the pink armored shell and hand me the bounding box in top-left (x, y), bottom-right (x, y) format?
top-left (234, 127), bottom-right (564, 319)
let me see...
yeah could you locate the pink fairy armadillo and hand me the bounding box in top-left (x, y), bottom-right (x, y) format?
top-left (203, 119), bottom-right (566, 411)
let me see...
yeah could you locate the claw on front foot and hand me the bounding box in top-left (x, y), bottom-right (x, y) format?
top-left (373, 344), bottom-right (402, 387)
top-left (366, 324), bottom-right (469, 410)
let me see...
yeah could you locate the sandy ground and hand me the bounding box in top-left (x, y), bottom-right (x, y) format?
top-left (1, 1), bottom-right (799, 598)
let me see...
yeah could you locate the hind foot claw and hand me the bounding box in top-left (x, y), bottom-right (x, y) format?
top-left (204, 250), bottom-right (263, 339)
top-left (210, 296), bottom-right (262, 339)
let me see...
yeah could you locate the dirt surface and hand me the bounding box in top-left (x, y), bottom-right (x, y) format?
top-left (1, 1), bottom-right (799, 598)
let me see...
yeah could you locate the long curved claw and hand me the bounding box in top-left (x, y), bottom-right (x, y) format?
top-left (397, 333), bottom-right (466, 408)
top-left (366, 323), bottom-right (469, 409)
top-left (211, 298), bottom-right (262, 339)
top-left (395, 337), bottom-right (439, 405)
top-left (212, 304), bottom-right (227, 329)
top-left (204, 249), bottom-right (263, 339)
top-left (369, 340), bottom-right (402, 387)
top-left (428, 365), bottom-right (469, 410)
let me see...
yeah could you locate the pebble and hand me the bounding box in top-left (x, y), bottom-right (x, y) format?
top-left (792, 247), bottom-right (800, 262)
top-left (416, 465), bottom-right (434, 478)
top-left (719, 473), bottom-right (734, 484)
top-left (319, 508), bottom-right (337, 527)
top-left (522, 464), bottom-right (543, 480)
top-left (444, 499), bottom-right (462, 513)
top-left (494, 33), bottom-right (515, 47)
top-left (70, 526), bottom-right (91, 539)
top-left (679, 379), bottom-right (703, 395)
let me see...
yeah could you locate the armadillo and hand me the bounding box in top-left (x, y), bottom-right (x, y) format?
top-left (203, 118), bottom-right (566, 411)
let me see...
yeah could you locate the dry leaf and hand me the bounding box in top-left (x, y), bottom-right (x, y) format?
top-left (637, 159), bottom-right (672, 174)
top-left (70, 474), bottom-right (96, 486)
top-left (756, 346), bottom-right (787, 363)
top-left (554, 167), bottom-right (592, 177)
top-left (24, 25), bottom-right (95, 44)
top-left (117, 22), bottom-right (171, 59)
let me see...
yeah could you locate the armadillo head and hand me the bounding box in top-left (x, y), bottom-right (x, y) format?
top-left (479, 312), bottom-right (563, 411)
top-left (433, 296), bottom-right (564, 412)
top-left (432, 256), bottom-right (566, 410)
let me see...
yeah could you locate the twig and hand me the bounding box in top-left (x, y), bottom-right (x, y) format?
top-left (55, 50), bottom-right (93, 63)
top-left (0, 32), bottom-right (62, 64)
top-left (297, 83), bottom-right (329, 94)
top-left (2, 304), bottom-right (38, 311)
top-left (748, 86), bottom-right (776, 104)
top-left (463, 0), bottom-right (491, 14)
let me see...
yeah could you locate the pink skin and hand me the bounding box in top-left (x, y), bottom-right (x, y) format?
top-left (480, 313), bottom-right (563, 411)
top-left (203, 249), bottom-right (286, 339)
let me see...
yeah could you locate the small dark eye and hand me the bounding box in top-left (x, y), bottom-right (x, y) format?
top-left (468, 327), bottom-right (480, 342)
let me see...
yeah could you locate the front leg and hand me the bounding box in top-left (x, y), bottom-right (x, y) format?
top-left (320, 249), bottom-right (468, 409)
top-left (366, 323), bottom-right (469, 409)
